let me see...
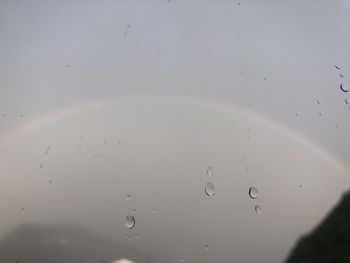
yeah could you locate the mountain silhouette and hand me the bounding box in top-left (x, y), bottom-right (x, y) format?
top-left (0, 223), bottom-right (150, 263)
top-left (286, 191), bottom-right (350, 262)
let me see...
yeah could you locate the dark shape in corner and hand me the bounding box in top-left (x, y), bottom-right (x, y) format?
top-left (285, 191), bottom-right (350, 262)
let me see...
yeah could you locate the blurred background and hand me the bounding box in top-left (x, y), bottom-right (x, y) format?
top-left (0, 1), bottom-right (350, 262)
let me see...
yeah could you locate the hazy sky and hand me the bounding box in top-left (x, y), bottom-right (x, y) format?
top-left (0, 1), bottom-right (350, 262)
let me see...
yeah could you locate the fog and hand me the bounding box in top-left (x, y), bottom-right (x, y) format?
top-left (0, 1), bottom-right (350, 262)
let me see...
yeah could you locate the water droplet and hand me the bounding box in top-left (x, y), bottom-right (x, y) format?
top-left (152, 208), bottom-right (156, 213)
top-left (299, 184), bottom-right (303, 188)
top-left (104, 138), bottom-right (108, 144)
top-left (48, 180), bottom-right (52, 185)
top-left (73, 248), bottom-right (78, 252)
top-left (133, 209), bottom-right (137, 214)
top-left (340, 83), bottom-right (349, 92)
top-left (135, 234), bottom-right (139, 239)
top-left (180, 259), bottom-right (185, 262)
top-left (317, 100), bottom-right (321, 104)
top-left (249, 187), bottom-right (258, 199)
top-left (39, 162), bottom-right (43, 168)
top-left (345, 98), bottom-right (350, 105)
top-left (45, 145), bottom-right (51, 156)
top-left (295, 112), bottom-right (299, 116)
top-left (206, 166), bottom-right (214, 176)
top-left (255, 205), bottom-right (262, 215)
top-left (80, 136), bottom-right (83, 140)
top-left (335, 65), bottom-right (340, 70)
top-left (126, 194), bottom-right (131, 201)
top-left (204, 182), bottom-right (215, 197)
top-left (205, 245), bottom-right (209, 250)
top-left (20, 208), bottom-right (24, 214)
top-left (318, 112), bottom-right (323, 116)
top-left (340, 73), bottom-right (344, 78)
top-left (125, 216), bottom-right (135, 229)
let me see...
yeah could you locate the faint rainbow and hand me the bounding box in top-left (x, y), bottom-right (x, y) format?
top-left (0, 95), bottom-right (348, 174)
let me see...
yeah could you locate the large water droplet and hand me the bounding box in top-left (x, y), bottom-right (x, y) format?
top-left (206, 166), bottom-right (214, 176)
top-left (255, 205), bottom-right (262, 215)
top-left (204, 182), bottom-right (215, 197)
top-left (125, 216), bottom-right (136, 229)
top-left (340, 83), bottom-right (349, 92)
top-left (249, 187), bottom-right (258, 199)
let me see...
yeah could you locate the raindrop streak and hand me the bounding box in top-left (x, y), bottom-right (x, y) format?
top-left (255, 205), bottom-right (262, 215)
top-left (125, 216), bottom-right (136, 229)
top-left (204, 182), bottom-right (215, 197)
top-left (126, 194), bottom-right (131, 201)
top-left (345, 98), bottom-right (350, 105)
top-left (340, 83), bottom-right (349, 92)
top-left (249, 187), bottom-right (258, 199)
top-left (206, 166), bottom-right (214, 176)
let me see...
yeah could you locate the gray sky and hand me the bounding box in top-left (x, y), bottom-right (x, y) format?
top-left (0, 1), bottom-right (350, 262)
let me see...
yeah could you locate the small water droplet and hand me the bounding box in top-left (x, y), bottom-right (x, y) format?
top-left (73, 248), bottom-right (78, 252)
top-left (20, 208), bottom-right (24, 214)
top-left (318, 112), bottom-right (323, 116)
top-left (335, 65), bottom-right (340, 70)
top-left (133, 209), bottom-right (137, 214)
top-left (340, 73), bottom-right (344, 78)
top-left (126, 194), bottom-right (131, 201)
top-left (249, 187), bottom-right (258, 199)
top-left (152, 208), bottom-right (156, 213)
top-left (180, 259), bottom-right (185, 262)
top-left (299, 184), bottom-right (303, 188)
top-left (125, 216), bottom-right (136, 229)
top-left (48, 180), bottom-right (52, 185)
top-left (255, 205), bottom-right (262, 215)
top-left (80, 136), bottom-right (83, 140)
top-left (104, 138), bottom-right (108, 144)
top-left (317, 100), bottom-right (321, 104)
top-left (340, 83), bottom-right (349, 92)
top-left (205, 245), bottom-right (209, 250)
top-left (135, 234), bottom-right (139, 239)
top-left (345, 98), bottom-right (350, 105)
top-left (246, 166), bottom-right (251, 172)
top-left (39, 162), bottom-right (43, 168)
top-left (168, 249), bottom-right (173, 254)
top-left (204, 182), bottom-right (215, 197)
top-left (295, 112), bottom-right (299, 116)
top-left (206, 166), bottom-right (214, 176)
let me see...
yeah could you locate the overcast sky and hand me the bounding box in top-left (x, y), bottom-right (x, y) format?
top-left (0, 1), bottom-right (350, 262)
